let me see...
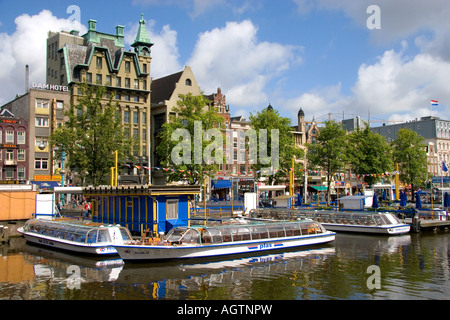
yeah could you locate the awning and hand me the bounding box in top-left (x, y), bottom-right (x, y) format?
top-left (32, 181), bottom-right (60, 189)
top-left (312, 186), bottom-right (327, 191)
top-left (212, 180), bottom-right (232, 189)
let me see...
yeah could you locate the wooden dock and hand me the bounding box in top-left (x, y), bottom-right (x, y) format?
top-left (403, 218), bottom-right (450, 232)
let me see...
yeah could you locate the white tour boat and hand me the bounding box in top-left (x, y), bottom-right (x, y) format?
top-left (114, 219), bottom-right (336, 262)
top-left (250, 209), bottom-right (410, 235)
top-left (18, 218), bottom-right (133, 255)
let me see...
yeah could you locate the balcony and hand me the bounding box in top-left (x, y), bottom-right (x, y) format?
top-left (4, 159), bottom-right (17, 166)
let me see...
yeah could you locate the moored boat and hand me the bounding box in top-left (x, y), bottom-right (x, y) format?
top-left (250, 209), bottom-right (410, 235)
top-left (114, 219), bottom-right (336, 262)
top-left (18, 218), bottom-right (133, 255)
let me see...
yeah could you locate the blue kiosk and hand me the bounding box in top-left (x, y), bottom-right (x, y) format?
top-left (83, 185), bottom-right (201, 236)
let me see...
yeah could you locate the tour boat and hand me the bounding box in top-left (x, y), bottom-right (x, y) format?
top-left (250, 209), bottom-right (410, 235)
top-left (113, 218), bottom-right (336, 262)
top-left (18, 218), bottom-right (133, 255)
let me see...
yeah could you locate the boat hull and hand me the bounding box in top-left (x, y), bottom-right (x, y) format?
top-left (115, 231), bottom-right (336, 262)
top-left (18, 228), bottom-right (118, 255)
top-left (321, 223), bottom-right (410, 235)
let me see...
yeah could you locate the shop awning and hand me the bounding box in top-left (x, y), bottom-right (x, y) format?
top-left (32, 181), bottom-right (60, 189)
top-left (312, 186), bottom-right (327, 191)
top-left (212, 180), bottom-right (232, 189)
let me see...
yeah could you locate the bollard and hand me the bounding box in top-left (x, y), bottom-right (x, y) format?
top-left (411, 216), bottom-right (421, 233)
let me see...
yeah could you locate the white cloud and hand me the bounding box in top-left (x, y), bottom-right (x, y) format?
top-left (282, 45), bottom-right (450, 123)
top-left (0, 10), bottom-right (85, 105)
top-left (187, 20), bottom-right (302, 109)
top-left (124, 20), bottom-right (181, 79)
top-left (351, 47), bottom-right (450, 119)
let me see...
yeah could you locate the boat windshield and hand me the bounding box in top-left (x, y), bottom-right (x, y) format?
top-left (197, 221), bottom-right (325, 245)
top-left (23, 219), bottom-right (129, 244)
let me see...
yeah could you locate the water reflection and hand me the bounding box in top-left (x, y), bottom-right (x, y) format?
top-left (1, 232), bottom-right (449, 300)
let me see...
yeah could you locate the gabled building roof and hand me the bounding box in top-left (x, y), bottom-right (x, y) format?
top-left (150, 71), bottom-right (183, 105)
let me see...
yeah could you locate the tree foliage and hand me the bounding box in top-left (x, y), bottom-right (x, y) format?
top-left (346, 125), bottom-right (393, 186)
top-left (391, 128), bottom-right (428, 200)
top-left (50, 83), bottom-right (135, 186)
top-left (249, 107), bottom-right (303, 185)
top-left (307, 120), bottom-right (347, 205)
top-left (156, 93), bottom-right (225, 185)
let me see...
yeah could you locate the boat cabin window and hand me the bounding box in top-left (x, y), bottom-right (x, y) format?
top-left (87, 230), bottom-right (98, 243)
top-left (220, 228), bottom-right (232, 243)
top-left (201, 228), bottom-right (222, 244)
top-left (119, 227), bottom-right (133, 241)
top-left (268, 224), bottom-right (286, 238)
top-left (97, 229), bottom-right (111, 243)
top-left (180, 229), bottom-right (200, 244)
top-left (166, 227), bottom-right (187, 244)
top-left (301, 222), bottom-right (319, 235)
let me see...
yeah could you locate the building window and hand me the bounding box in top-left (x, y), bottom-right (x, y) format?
top-left (96, 74), bottom-right (102, 85)
top-left (124, 111), bottom-right (130, 123)
top-left (17, 131), bottom-right (26, 144)
top-left (6, 149), bottom-right (14, 162)
top-left (18, 149), bottom-right (25, 161)
top-left (106, 75), bottom-right (112, 86)
top-left (143, 80), bottom-right (147, 90)
top-left (0, 130), bottom-right (2, 143)
top-left (185, 78), bottom-right (192, 86)
top-left (35, 137), bottom-right (48, 150)
top-left (125, 78), bottom-right (130, 88)
top-left (142, 112), bottom-right (147, 124)
top-left (116, 94), bottom-right (121, 100)
top-left (96, 56), bottom-right (102, 69)
top-left (166, 199), bottom-right (178, 219)
top-left (5, 167), bottom-right (14, 179)
top-left (116, 77), bottom-right (121, 87)
top-left (18, 167), bottom-right (25, 180)
top-left (56, 101), bottom-right (64, 109)
top-left (35, 117), bottom-right (49, 127)
top-left (86, 72), bottom-right (92, 83)
top-left (142, 129), bottom-right (147, 141)
top-left (35, 158), bottom-right (49, 170)
top-left (134, 79), bottom-right (139, 89)
top-left (124, 95), bottom-right (130, 101)
top-left (143, 64), bottom-right (148, 73)
top-left (134, 96), bottom-right (139, 102)
top-left (36, 99), bottom-right (49, 109)
top-left (133, 112), bottom-right (139, 124)
top-left (6, 131), bottom-right (14, 143)
top-left (125, 61), bottom-right (131, 73)
top-left (133, 128), bottom-right (139, 138)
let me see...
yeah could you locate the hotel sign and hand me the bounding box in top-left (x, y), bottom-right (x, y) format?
top-left (32, 82), bottom-right (69, 92)
top-left (34, 175), bottom-right (62, 181)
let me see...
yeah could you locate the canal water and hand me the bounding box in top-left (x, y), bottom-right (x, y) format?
top-left (1, 228), bottom-right (449, 300)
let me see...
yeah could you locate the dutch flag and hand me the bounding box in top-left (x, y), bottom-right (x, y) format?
top-left (431, 99), bottom-right (439, 106)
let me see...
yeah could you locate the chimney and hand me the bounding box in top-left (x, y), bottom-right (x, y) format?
top-left (25, 64), bottom-right (29, 93)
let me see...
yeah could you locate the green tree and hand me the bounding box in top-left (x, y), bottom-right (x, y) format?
top-left (391, 128), bottom-right (428, 201)
top-left (50, 83), bottom-right (134, 186)
top-left (307, 120), bottom-right (347, 206)
top-left (346, 125), bottom-right (393, 186)
top-left (156, 93), bottom-right (225, 185)
top-left (249, 106), bottom-right (303, 186)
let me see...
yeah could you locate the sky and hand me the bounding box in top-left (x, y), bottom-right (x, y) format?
top-left (0, 0), bottom-right (450, 126)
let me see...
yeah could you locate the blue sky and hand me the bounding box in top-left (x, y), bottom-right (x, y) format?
top-left (1, 0), bottom-right (450, 126)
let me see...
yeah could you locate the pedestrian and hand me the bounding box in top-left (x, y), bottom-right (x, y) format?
top-left (83, 201), bottom-right (90, 220)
